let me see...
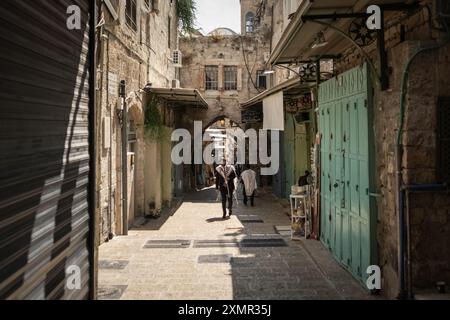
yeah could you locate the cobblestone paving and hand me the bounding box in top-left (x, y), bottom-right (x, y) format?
top-left (98, 187), bottom-right (373, 300)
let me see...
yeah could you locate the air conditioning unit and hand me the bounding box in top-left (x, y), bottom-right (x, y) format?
top-left (172, 79), bottom-right (180, 89)
top-left (172, 50), bottom-right (182, 68)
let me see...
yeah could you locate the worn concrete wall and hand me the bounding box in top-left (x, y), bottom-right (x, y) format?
top-left (333, 1), bottom-right (450, 297)
top-left (97, 0), bottom-right (178, 243)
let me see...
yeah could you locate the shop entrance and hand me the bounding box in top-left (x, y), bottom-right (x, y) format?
top-left (318, 64), bottom-right (375, 284)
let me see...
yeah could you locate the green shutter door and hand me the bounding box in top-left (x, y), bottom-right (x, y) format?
top-left (318, 64), bottom-right (373, 284)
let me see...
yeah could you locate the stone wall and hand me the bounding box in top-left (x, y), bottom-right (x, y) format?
top-left (96, 0), bottom-right (178, 243)
top-left (404, 43), bottom-right (450, 290)
top-left (179, 33), bottom-right (271, 129)
top-left (334, 0), bottom-right (450, 297)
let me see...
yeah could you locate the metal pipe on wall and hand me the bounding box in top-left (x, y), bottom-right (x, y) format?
top-left (398, 188), bottom-right (406, 298)
top-left (395, 5), bottom-right (450, 299)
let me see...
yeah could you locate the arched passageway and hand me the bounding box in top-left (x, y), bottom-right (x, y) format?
top-left (194, 117), bottom-right (243, 190)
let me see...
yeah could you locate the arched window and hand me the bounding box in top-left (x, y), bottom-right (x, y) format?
top-left (245, 12), bottom-right (255, 33)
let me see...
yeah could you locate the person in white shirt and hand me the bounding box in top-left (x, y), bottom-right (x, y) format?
top-left (240, 164), bottom-right (257, 207)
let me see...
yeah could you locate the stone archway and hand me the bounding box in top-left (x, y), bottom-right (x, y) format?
top-left (203, 115), bottom-right (242, 132)
top-left (126, 103), bottom-right (145, 225)
top-left (179, 96), bottom-right (243, 134)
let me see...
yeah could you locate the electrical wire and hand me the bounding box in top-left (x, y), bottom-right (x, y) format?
top-left (240, 35), bottom-right (262, 93)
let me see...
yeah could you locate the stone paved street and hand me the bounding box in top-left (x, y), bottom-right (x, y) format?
top-left (98, 187), bottom-right (373, 300)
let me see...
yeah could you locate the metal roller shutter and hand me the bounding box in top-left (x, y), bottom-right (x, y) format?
top-left (0, 0), bottom-right (94, 299)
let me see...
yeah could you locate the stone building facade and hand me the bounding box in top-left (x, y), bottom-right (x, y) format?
top-left (265, 0), bottom-right (450, 298)
top-left (95, 0), bottom-right (179, 244)
top-left (332, 2), bottom-right (450, 297)
top-left (179, 0), bottom-right (275, 130)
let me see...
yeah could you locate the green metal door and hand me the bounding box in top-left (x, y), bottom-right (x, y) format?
top-left (318, 64), bottom-right (374, 284)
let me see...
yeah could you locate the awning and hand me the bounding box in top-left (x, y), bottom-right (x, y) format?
top-left (241, 77), bottom-right (311, 109)
top-left (147, 88), bottom-right (208, 109)
top-left (268, 0), bottom-right (416, 65)
top-left (263, 91), bottom-right (284, 131)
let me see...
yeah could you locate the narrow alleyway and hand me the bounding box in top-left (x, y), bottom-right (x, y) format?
top-left (98, 188), bottom-right (372, 300)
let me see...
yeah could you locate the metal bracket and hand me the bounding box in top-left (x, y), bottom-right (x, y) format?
top-left (301, 2), bottom-right (421, 91)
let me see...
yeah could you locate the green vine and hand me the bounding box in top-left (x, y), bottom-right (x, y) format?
top-left (177, 0), bottom-right (197, 34)
top-left (144, 95), bottom-right (170, 142)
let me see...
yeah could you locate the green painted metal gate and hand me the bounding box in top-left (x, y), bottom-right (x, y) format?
top-left (318, 64), bottom-right (375, 284)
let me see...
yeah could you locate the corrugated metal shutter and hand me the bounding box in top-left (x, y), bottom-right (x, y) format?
top-left (0, 0), bottom-right (94, 299)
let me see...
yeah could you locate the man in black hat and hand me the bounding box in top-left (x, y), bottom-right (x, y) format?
top-left (215, 159), bottom-right (237, 219)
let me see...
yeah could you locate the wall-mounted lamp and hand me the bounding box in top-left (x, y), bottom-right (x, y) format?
top-left (117, 80), bottom-right (126, 126)
top-left (143, 82), bottom-right (153, 93)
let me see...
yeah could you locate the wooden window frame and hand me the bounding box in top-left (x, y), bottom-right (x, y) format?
top-left (245, 12), bottom-right (255, 33)
top-left (257, 70), bottom-right (267, 90)
top-left (125, 0), bottom-right (137, 31)
top-left (205, 66), bottom-right (219, 91)
top-left (224, 66), bottom-right (238, 91)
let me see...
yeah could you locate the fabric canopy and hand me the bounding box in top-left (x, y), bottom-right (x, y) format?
top-left (263, 91), bottom-right (284, 131)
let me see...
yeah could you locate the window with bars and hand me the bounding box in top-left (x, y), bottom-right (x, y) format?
top-left (126, 0), bottom-right (137, 31)
top-left (144, 0), bottom-right (150, 9)
top-left (224, 66), bottom-right (237, 91)
top-left (257, 70), bottom-right (267, 90)
top-left (205, 66), bottom-right (219, 91)
top-left (245, 12), bottom-right (255, 33)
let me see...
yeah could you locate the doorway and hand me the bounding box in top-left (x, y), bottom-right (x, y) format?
top-left (318, 64), bottom-right (375, 285)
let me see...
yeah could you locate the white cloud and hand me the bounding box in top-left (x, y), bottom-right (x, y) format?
top-left (195, 0), bottom-right (241, 35)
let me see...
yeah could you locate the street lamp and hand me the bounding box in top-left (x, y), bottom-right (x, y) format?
top-left (117, 80), bottom-right (126, 126)
top-left (264, 64), bottom-right (302, 77)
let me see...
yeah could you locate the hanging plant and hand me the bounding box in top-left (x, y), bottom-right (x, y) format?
top-left (177, 0), bottom-right (197, 34)
top-left (144, 95), bottom-right (170, 142)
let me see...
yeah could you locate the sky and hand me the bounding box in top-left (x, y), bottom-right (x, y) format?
top-left (195, 0), bottom-right (241, 35)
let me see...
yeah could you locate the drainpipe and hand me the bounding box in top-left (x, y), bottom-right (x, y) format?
top-left (395, 5), bottom-right (449, 299)
top-left (119, 80), bottom-right (128, 236)
top-left (397, 186), bottom-right (406, 298)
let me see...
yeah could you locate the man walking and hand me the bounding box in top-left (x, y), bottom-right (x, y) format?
top-left (241, 164), bottom-right (257, 207)
top-left (215, 160), bottom-right (237, 219)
